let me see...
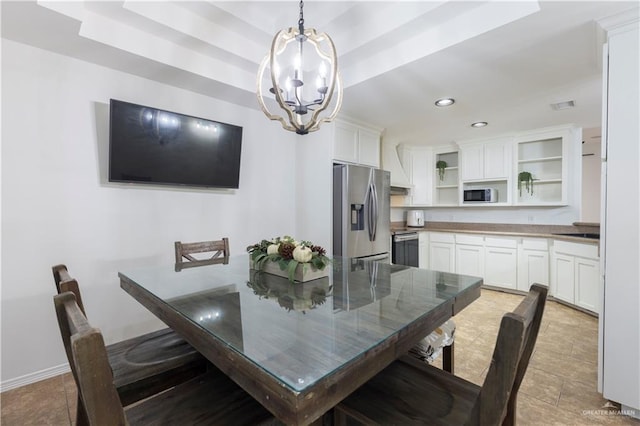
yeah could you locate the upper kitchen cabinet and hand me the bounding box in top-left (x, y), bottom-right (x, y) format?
top-left (459, 137), bottom-right (512, 181)
top-left (458, 137), bottom-right (513, 205)
top-left (398, 145), bottom-right (433, 206)
top-left (433, 147), bottom-right (459, 206)
top-left (332, 119), bottom-right (381, 168)
top-left (514, 124), bottom-right (579, 206)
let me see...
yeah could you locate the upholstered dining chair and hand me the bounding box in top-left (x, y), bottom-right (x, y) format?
top-left (334, 284), bottom-right (548, 426)
top-left (54, 291), bottom-right (275, 426)
top-left (51, 264), bottom-right (207, 423)
top-left (174, 237), bottom-right (230, 271)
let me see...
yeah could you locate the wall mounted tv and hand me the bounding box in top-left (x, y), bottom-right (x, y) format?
top-left (109, 99), bottom-right (243, 189)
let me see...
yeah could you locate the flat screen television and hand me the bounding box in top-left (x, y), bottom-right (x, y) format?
top-left (109, 99), bottom-right (243, 189)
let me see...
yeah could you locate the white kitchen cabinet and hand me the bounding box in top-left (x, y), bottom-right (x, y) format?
top-left (459, 138), bottom-right (511, 181)
top-left (398, 145), bottom-right (432, 206)
top-left (551, 252), bottom-right (575, 304)
top-left (551, 240), bottom-right (599, 314)
top-left (455, 234), bottom-right (484, 277)
top-left (517, 238), bottom-right (549, 291)
top-left (575, 257), bottom-right (599, 312)
top-left (332, 119), bottom-right (380, 167)
top-left (484, 237), bottom-right (518, 290)
top-left (428, 232), bottom-right (455, 273)
top-left (418, 231), bottom-right (429, 268)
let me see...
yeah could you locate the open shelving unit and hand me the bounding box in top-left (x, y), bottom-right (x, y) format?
top-left (516, 137), bottom-right (564, 205)
top-left (434, 151), bottom-right (459, 206)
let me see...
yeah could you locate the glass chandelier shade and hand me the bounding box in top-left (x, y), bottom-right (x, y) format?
top-left (256, 2), bottom-right (342, 135)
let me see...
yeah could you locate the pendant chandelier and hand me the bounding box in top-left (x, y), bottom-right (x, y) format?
top-left (256, 1), bottom-right (342, 135)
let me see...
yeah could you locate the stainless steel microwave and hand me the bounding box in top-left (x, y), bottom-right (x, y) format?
top-left (463, 188), bottom-right (498, 202)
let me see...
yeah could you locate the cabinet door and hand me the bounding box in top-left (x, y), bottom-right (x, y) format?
top-left (575, 257), bottom-right (599, 314)
top-left (517, 249), bottom-right (549, 291)
top-left (418, 232), bottom-right (429, 269)
top-left (455, 244), bottom-right (484, 277)
top-left (485, 246), bottom-right (517, 289)
top-left (358, 128), bottom-right (381, 167)
top-left (429, 242), bottom-right (455, 273)
top-left (460, 144), bottom-right (484, 181)
top-left (333, 121), bottom-right (358, 163)
top-left (551, 253), bottom-right (575, 303)
top-left (410, 149), bottom-right (432, 205)
top-left (484, 140), bottom-right (510, 179)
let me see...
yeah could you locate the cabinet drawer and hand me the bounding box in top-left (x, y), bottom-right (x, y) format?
top-left (553, 240), bottom-right (598, 259)
top-left (455, 234), bottom-right (484, 246)
top-left (522, 238), bottom-right (549, 251)
top-left (429, 232), bottom-right (455, 244)
top-left (485, 237), bottom-right (517, 249)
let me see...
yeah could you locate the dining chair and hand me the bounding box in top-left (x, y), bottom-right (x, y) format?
top-left (54, 291), bottom-right (275, 426)
top-left (334, 283), bottom-right (548, 426)
top-left (174, 237), bottom-right (230, 271)
top-left (51, 265), bottom-right (207, 420)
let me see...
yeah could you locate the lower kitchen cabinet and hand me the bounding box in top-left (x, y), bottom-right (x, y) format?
top-left (428, 233), bottom-right (455, 273)
top-left (418, 232), bottom-right (429, 268)
top-left (484, 237), bottom-right (518, 290)
top-left (551, 240), bottom-right (600, 314)
top-left (575, 257), bottom-right (599, 313)
top-left (517, 238), bottom-right (549, 291)
top-left (455, 234), bottom-right (484, 278)
top-left (551, 253), bottom-right (575, 304)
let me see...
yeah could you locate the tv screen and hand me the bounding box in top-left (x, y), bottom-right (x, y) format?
top-left (109, 99), bottom-right (242, 189)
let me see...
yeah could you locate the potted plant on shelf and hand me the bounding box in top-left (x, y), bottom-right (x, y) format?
top-left (436, 160), bottom-right (447, 181)
top-left (518, 171), bottom-right (535, 196)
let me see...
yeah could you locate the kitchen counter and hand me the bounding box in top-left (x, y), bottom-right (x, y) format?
top-left (390, 221), bottom-right (600, 244)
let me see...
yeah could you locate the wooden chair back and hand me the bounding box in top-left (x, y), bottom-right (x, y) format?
top-left (54, 292), bottom-right (128, 425)
top-left (174, 238), bottom-right (230, 271)
top-left (474, 283), bottom-right (548, 425)
top-left (52, 264), bottom-right (86, 315)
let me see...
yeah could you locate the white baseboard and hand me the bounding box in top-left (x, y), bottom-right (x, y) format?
top-left (1, 363), bottom-right (70, 392)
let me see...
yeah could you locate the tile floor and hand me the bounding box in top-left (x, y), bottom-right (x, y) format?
top-left (2, 289), bottom-right (639, 425)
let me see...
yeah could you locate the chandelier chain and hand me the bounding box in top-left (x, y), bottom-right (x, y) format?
top-left (298, 1), bottom-right (304, 29)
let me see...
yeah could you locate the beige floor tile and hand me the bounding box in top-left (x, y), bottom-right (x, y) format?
top-left (0, 376), bottom-right (70, 426)
top-left (519, 365), bottom-right (564, 406)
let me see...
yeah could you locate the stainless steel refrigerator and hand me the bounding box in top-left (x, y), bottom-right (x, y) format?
top-left (333, 164), bottom-right (390, 261)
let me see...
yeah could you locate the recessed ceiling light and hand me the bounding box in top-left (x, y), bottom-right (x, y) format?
top-left (471, 121), bottom-right (488, 128)
top-left (550, 100), bottom-right (575, 110)
top-left (435, 98), bottom-right (455, 107)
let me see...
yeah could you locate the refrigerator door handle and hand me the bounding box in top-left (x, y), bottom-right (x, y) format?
top-left (367, 182), bottom-right (378, 242)
top-left (371, 181), bottom-right (378, 241)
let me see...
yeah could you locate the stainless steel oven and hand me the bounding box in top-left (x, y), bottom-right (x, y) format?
top-left (392, 232), bottom-right (419, 267)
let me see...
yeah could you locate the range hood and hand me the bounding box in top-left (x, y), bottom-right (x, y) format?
top-left (381, 142), bottom-right (412, 191)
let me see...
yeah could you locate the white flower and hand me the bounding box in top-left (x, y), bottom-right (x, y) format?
top-left (293, 246), bottom-right (312, 263)
top-left (267, 244), bottom-right (280, 255)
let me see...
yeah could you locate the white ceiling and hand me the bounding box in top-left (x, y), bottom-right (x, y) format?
top-left (2, 1), bottom-right (638, 145)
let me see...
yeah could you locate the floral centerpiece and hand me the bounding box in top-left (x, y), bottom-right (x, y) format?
top-left (246, 236), bottom-right (331, 282)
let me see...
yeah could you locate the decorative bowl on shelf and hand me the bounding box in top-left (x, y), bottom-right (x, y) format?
top-left (246, 235), bottom-right (331, 282)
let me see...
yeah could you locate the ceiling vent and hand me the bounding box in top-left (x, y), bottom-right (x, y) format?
top-left (550, 100), bottom-right (575, 110)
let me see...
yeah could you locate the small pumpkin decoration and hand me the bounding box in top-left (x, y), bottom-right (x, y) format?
top-left (436, 160), bottom-right (447, 181)
top-left (518, 171), bottom-right (534, 196)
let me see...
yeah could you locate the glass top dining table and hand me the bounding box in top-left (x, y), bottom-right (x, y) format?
top-left (119, 255), bottom-right (482, 425)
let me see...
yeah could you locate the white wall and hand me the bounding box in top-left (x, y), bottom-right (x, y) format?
top-left (0, 39), bottom-right (302, 386)
top-left (581, 127), bottom-right (602, 223)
